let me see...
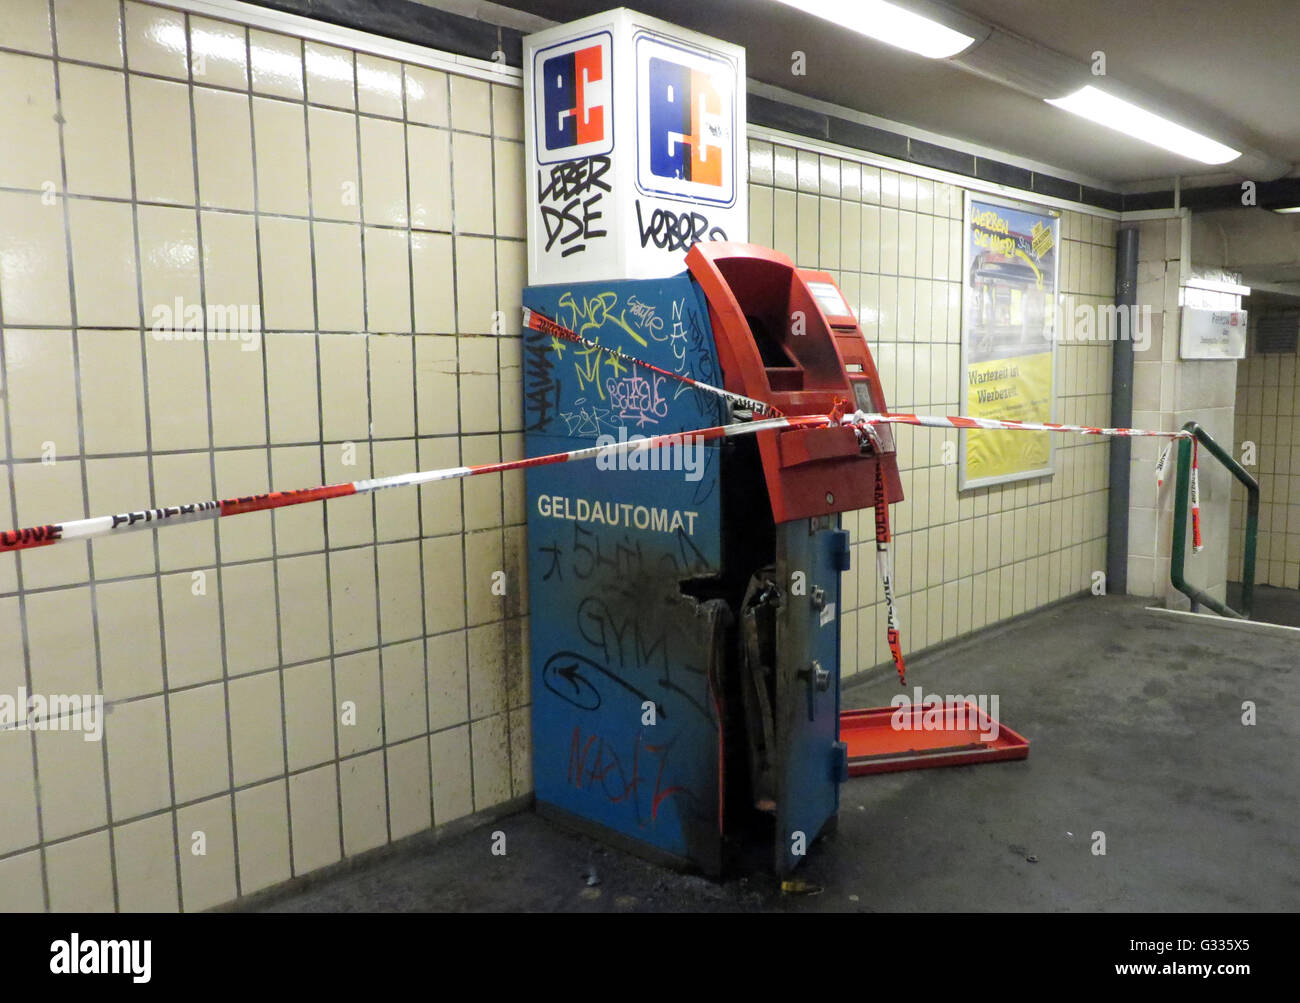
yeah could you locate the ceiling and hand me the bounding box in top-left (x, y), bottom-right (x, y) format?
top-left (487, 0), bottom-right (1300, 188)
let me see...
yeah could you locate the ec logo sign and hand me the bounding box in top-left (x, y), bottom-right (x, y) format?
top-left (646, 58), bottom-right (724, 188)
top-left (636, 36), bottom-right (736, 206)
top-left (534, 33), bottom-right (613, 163)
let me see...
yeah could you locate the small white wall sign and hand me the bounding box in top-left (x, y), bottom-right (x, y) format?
top-left (1180, 306), bottom-right (1247, 360)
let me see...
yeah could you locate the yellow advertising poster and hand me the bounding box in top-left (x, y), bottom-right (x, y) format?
top-left (961, 194), bottom-right (1060, 488)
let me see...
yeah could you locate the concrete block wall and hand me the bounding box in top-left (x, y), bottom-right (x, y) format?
top-left (1127, 213), bottom-right (1239, 606)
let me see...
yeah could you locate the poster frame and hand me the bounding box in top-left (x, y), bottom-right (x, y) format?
top-left (958, 189), bottom-right (1062, 491)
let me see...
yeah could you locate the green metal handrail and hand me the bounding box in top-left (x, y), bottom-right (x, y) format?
top-left (1169, 420), bottom-right (1258, 618)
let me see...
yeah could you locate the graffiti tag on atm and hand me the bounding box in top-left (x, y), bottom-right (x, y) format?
top-left (537, 155), bottom-right (611, 257)
top-left (575, 594), bottom-right (716, 726)
top-left (606, 372), bottom-right (669, 427)
top-left (557, 290), bottom-right (648, 347)
top-left (635, 199), bottom-right (727, 252)
top-left (523, 322), bottom-right (562, 432)
top-left (557, 401), bottom-right (615, 437)
top-left (541, 650), bottom-right (666, 719)
top-left (538, 522), bottom-right (715, 584)
top-left (567, 726), bottom-right (694, 825)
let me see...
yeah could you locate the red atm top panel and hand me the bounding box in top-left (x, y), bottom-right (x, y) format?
top-left (686, 242), bottom-right (903, 524)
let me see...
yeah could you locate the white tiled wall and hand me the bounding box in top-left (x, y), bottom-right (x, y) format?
top-left (1232, 342), bottom-right (1300, 588)
top-left (746, 139), bottom-right (1117, 673)
top-left (0, 0), bottom-right (528, 912)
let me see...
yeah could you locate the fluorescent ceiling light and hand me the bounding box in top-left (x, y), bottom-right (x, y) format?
top-left (1046, 85), bottom-right (1240, 165)
top-left (772, 0), bottom-right (976, 59)
top-left (1273, 206), bottom-right (1300, 214)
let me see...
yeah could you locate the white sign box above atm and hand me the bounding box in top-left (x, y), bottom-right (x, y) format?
top-left (524, 10), bottom-right (747, 285)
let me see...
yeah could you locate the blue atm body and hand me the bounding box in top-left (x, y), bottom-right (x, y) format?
top-left (523, 248), bottom-right (888, 875)
top-left (523, 275), bottom-right (731, 869)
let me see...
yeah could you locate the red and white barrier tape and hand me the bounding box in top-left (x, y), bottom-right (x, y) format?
top-left (843, 410), bottom-right (1195, 442)
top-left (522, 307), bottom-right (783, 418)
top-left (0, 311), bottom-right (1206, 689)
top-left (1191, 439), bottom-right (1203, 553)
top-left (0, 413), bottom-right (833, 555)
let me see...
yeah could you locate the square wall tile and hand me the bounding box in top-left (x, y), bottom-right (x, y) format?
top-left (46, 830), bottom-right (115, 912)
top-left (448, 75), bottom-right (489, 133)
top-left (339, 748), bottom-right (387, 855)
top-left (96, 577), bottom-right (164, 700)
top-left (377, 543), bottom-right (422, 645)
top-left (335, 649), bottom-right (382, 754)
top-left (381, 637), bottom-right (426, 741)
top-left (177, 795), bottom-right (237, 911)
top-left (114, 813), bottom-right (180, 912)
top-left (386, 736), bottom-right (431, 838)
top-left (412, 236), bottom-right (455, 332)
top-left (0, 851), bottom-right (45, 911)
top-left (161, 571), bottom-right (223, 687)
top-left (429, 724), bottom-right (472, 824)
top-left (305, 42), bottom-right (354, 110)
top-left (0, 52), bottom-right (60, 189)
top-left (3, 328), bottom-right (79, 460)
top-left (451, 132), bottom-right (493, 234)
top-left (289, 764), bottom-right (341, 873)
top-left (0, 728), bottom-right (39, 855)
top-left (283, 657), bottom-right (335, 771)
top-left (221, 561), bottom-right (279, 676)
top-left (361, 116), bottom-right (409, 226)
top-left (257, 216), bottom-right (314, 329)
top-left (405, 65), bottom-right (448, 127)
top-left (308, 105), bottom-right (360, 222)
top-left (5, 0), bottom-right (53, 55)
top-left (151, 453), bottom-right (216, 571)
top-left (357, 53), bottom-right (403, 117)
top-left (407, 126), bottom-right (452, 232)
top-left (470, 713), bottom-right (510, 809)
top-left (0, 191), bottom-right (72, 325)
top-left (194, 86), bottom-right (255, 210)
top-left (169, 682), bottom-right (231, 803)
top-left (265, 334), bottom-right (321, 444)
top-left (124, 2), bottom-right (188, 79)
top-left (69, 194), bottom-right (139, 320)
top-left (35, 727), bottom-right (108, 840)
top-left (190, 16), bottom-right (247, 90)
top-left (313, 222), bottom-right (364, 331)
top-left (250, 30), bottom-right (303, 99)
top-left (228, 671), bottom-right (285, 785)
top-left (363, 227), bottom-right (412, 332)
top-left (277, 554), bottom-right (331, 666)
top-left (25, 584), bottom-right (96, 696)
top-left (253, 96), bottom-right (310, 216)
top-left (60, 62), bottom-right (132, 198)
top-left (235, 780), bottom-right (291, 894)
top-left (107, 694), bottom-right (173, 820)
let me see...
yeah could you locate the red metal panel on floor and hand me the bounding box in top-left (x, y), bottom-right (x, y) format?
top-left (841, 702), bottom-right (1029, 776)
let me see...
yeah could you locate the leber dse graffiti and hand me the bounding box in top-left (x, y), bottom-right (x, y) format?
top-left (537, 155), bottom-right (612, 258)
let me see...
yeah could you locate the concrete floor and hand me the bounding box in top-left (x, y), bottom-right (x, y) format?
top-left (250, 595), bottom-right (1300, 913)
top-left (1228, 582), bottom-right (1300, 627)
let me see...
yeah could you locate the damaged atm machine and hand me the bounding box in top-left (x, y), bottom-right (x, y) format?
top-left (521, 9), bottom-right (902, 875)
